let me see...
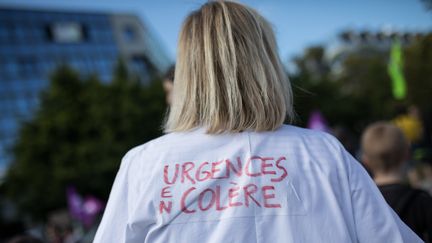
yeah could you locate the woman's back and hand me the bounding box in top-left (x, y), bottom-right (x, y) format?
top-left (94, 125), bottom-right (420, 242)
top-left (94, 1), bottom-right (422, 242)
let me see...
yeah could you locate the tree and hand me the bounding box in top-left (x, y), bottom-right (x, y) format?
top-left (333, 46), bottom-right (395, 126)
top-left (291, 33), bottom-right (432, 135)
top-left (3, 63), bottom-right (166, 221)
top-left (290, 46), bottom-right (365, 131)
top-left (404, 33), bottom-right (432, 113)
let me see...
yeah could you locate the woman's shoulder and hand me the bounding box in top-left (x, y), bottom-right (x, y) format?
top-left (120, 129), bottom-right (206, 160)
top-left (123, 125), bottom-right (345, 165)
top-left (122, 133), bottom-right (176, 158)
top-left (275, 124), bottom-right (341, 147)
top-left (126, 125), bottom-right (343, 154)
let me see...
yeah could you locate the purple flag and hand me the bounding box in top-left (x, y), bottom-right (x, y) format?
top-left (67, 186), bottom-right (105, 228)
top-left (307, 110), bottom-right (329, 132)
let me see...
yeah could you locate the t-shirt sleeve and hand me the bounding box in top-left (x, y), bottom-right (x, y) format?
top-left (343, 149), bottom-right (424, 243)
top-left (93, 148), bottom-right (148, 243)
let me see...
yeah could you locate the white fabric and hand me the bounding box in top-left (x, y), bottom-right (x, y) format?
top-left (94, 125), bottom-right (423, 243)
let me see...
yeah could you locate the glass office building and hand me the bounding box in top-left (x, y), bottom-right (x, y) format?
top-left (0, 7), bottom-right (171, 175)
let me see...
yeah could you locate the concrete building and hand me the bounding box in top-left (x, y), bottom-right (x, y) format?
top-left (0, 7), bottom-right (171, 175)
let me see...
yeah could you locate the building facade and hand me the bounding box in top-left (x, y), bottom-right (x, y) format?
top-left (0, 7), bottom-right (171, 175)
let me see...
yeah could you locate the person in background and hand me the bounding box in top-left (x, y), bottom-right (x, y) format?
top-left (409, 148), bottom-right (432, 196)
top-left (393, 105), bottom-right (424, 146)
top-left (361, 121), bottom-right (432, 242)
top-left (162, 65), bottom-right (175, 105)
top-left (94, 1), bottom-right (422, 242)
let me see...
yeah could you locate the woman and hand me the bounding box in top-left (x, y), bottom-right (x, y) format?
top-left (94, 1), bottom-right (421, 242)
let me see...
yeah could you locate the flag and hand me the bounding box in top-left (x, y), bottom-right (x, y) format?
top-left (388, 40), bottom-right (407, 100)
top-left (307, 110), bottom-right (329, 132)
top-left (67, 186), bottom-right (105, 228)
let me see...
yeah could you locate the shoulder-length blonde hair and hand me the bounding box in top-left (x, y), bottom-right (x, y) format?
top-left (164, 1), bottom-right (294, 134)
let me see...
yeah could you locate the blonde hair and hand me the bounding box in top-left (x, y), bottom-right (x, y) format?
top-left (164, 1), bottom-right (294, 134)
top-left (361, 121), bottom-right (409, 173)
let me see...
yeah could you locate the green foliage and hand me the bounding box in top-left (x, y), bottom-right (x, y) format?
top-left (292, 34), bottom-right (432, 134)
top-left (3, 64), bottom-right (166, 221)
top-left (291, 45), bottom-right (372, 131)
top-left (334, 47), bottom-right (395, 124)
top-left (404, 33), bottom-right (432, 112)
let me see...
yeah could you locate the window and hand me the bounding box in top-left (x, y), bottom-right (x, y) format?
top-left (122, 25), bottom-right (137, 42)
top-left (4, 59), bottom-right (19, 78)
top-left (17, 56), bottom-right (38, 78)
top-left (28, 24), bottom-right (45, 43)
top-left (130, 55), bottom-right (154, 82)
top-left (0, 24), bottom-right (10, 43)
top-left (48, 22), bottom-right (85, 43)
top-left (102, 30), bottom-right (114, 42)
top-left (12, 25), bottom-right (27, 43)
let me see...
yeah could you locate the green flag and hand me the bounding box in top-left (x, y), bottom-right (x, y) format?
top-left (388, 40), bottom-right (407, 100)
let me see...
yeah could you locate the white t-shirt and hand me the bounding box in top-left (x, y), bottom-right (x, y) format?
top-left (94, 125), bottom-right (422, 243)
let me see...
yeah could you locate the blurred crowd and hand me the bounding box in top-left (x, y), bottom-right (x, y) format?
top-left (332, 104), bottom-right (432, 241)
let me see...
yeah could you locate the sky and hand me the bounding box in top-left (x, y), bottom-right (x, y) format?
top-left (0, 0), bottom-right (431, 63)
